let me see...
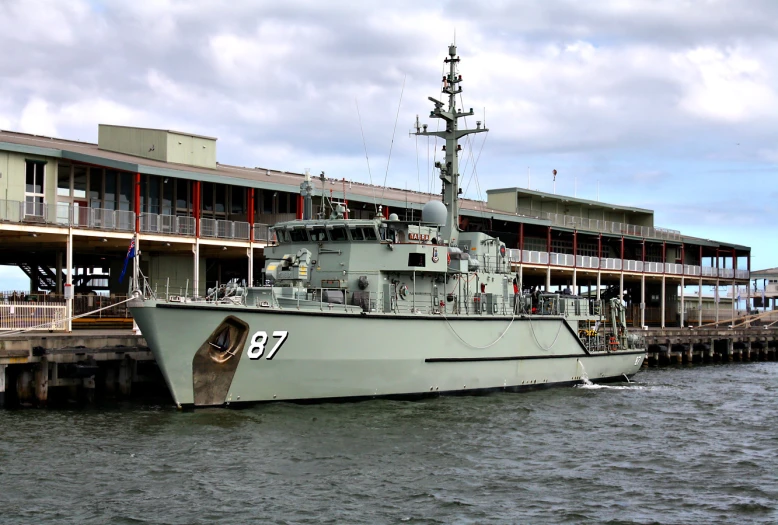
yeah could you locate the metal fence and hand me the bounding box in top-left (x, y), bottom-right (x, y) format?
top-left (73, 295), bottom-right (131, 318)
top-left (0, 303), bottom-right (67, 331)
top-left (516, 206), bottom-right (682, 241)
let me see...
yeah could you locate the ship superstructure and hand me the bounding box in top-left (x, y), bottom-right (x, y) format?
top-left (130, 45), bottom-right (646, 408)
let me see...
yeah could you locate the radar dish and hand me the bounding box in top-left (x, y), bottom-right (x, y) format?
top-left (422, 200), bottom-right (447, 226)
top-left (388, 213), bottom-right (399, 221)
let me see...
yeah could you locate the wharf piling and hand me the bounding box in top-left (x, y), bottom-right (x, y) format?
top-left (642, 327), bottom-right (778, 367)
top-left (0, 331), bottom-right (167, 408)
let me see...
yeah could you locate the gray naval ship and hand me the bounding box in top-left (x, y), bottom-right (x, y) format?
top-left (130, 45), bottom-right (646, 408)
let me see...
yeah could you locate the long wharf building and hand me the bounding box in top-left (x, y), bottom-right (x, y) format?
top-left (0, 125), bottom-right (752, 330)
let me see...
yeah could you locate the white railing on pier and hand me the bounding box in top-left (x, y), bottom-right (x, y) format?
top-left (0, 303), bottom-right (67, 331)
top-left (253, 223), bottom-right (271, 242)
top-left (233, 221), bottom-right (250, 240)
top-left (200, 218), bottom-right (216, 238)
top-left (701, 266), bottom-right (717, 277)
top-left (177, 216), bottom-right (196, 236)
top-left (665, 263), bottom-right (683, 275)
top-left (549, 252), bottom-right (575, 266)
top-left (600, 258), bottom-right (622, 271)
top-left (506, 250), bottom-right (746, 280)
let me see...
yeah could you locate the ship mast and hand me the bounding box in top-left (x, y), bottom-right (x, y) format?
top-left (414, 44), bottom-right (488, 246)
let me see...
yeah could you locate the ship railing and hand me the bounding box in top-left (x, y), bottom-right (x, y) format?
top-left (719, 268), bottom-right (735, 279)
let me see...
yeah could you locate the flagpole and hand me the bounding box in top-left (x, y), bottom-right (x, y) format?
top-left (132, 231), bottom-right (141, 335)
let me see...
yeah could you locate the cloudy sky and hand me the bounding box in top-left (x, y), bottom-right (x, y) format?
top-left (1, 0), bottom-right (777, 288)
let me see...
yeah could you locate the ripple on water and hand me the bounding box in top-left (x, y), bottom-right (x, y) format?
top-left (1, 364), bottom-right (778, 524)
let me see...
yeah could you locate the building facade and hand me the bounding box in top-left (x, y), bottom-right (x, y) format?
top-left (0, 125), bottom-right (751, 330)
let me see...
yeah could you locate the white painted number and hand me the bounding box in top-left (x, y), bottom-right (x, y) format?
top-left (247, 330), bottom-right (288, 360)
top-left (635, 356), bottom-right (643, 366)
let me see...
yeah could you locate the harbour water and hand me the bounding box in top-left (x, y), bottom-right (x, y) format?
top-left (1, 363), bottom-right (776, 524)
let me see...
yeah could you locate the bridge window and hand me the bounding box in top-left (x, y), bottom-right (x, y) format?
top-left (289, 228), bottom-right (309, 242)
top-left (362, 227), bottom-right (378, 241)
top-left (349, 227), bottom-right (364, 240)
top-left (310, 227), bottom-right (327, 242)
top-left (329, 226), bottom-right (348, 241)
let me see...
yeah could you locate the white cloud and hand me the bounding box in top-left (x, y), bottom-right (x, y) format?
top-left (0, 0), bottom-right (777, 268)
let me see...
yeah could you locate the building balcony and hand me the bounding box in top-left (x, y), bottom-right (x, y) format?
top-left (507, 249), bottom-right (749, 279)
top-left (0, 200), bottom-right (273, 243)
top-left (517, 207), bottom-right (683, 241)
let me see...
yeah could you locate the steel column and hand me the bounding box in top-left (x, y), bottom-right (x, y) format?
top-left (193, 240), bottom-right (200, 298)
top-left (661, 275), bottom-right (666, 329)
top-left (66, 229), bottom-right (73, 333)
top-left (698, 278), bottom-right (702, 327)
top-left (193, 181), bottom-right (201, 237)
top-left (640, 274), bottom-right (645, 327)
top-left (247, 188), bottom-right (255, 227)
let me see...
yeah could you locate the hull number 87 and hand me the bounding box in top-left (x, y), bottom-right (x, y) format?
top-left (247, 330), bottom-right (288, 360)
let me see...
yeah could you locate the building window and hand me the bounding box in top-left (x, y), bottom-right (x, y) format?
top-left (25, 160), bottom-right (46, 216)
top-left (175, 179), bottom-right (190, 215)
top-left (202, 182), bottom-right (214, 213)
top-left (230, 186), bottom-right (245, 215)
top-left (162, 177), bottom-right (173, 215)
top-left (89, 167), bottom-right (103, 208)
top-left (214, 183), bottom-right (226, 214)
top-left (57, 164), bottom-right (72, 197)
top-left (118, 172), bottom-right (132, 211)
top-left (104, 170), bottom-right (117, 210)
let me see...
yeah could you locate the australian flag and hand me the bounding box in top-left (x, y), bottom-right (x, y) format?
top-left (119, 238), bottom-right (136, 283)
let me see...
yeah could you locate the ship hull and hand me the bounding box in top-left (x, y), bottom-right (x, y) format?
top-left (131, 301), bottom-right (646, 408)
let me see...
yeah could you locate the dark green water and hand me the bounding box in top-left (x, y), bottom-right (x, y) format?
top-left (1, 363), bottom-right (776, 524)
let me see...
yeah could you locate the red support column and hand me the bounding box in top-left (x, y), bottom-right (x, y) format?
top-left (247, 188), bottom-right (255, 226)
top-left (620, 236), bottom-right (625, 261)
top-left (699, 245), bottom-right (703, 267)
top-left (662, 241), bottom-right (666, 266)
top-left (519, 223), bottom-right (524, 252)
top-left (134, 173), bottom-right (141, 233)
top-left (598, 234), bottom-right (602, 261)
top-left (680, 243), bottom-right (685, 265)
top-left (642, 240), bottom-right (646, 264)
top-left (383, 206), bottom-right (390, 219)
top-left (747, 253), bottom-right (751, 272)
top-left (193, 181), bottom-right (201, 238)
top-left (732, 248), bottom-right (737, 270)
top-left (296, 195), bottom-right (304, 220)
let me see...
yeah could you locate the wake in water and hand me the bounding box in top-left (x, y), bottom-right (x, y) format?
top-left (576, 383), bottom-right (651, 390)
top-left (575, 359), bottom-right (649, 390)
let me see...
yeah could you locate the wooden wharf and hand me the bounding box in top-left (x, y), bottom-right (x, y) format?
top-left (0, 330), bottom-right (156, 407)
